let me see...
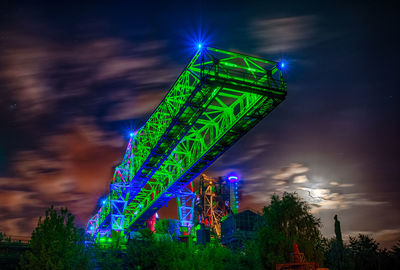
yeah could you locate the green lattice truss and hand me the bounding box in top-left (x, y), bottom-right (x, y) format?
top-left (86, 47), bottom-right (287, 242)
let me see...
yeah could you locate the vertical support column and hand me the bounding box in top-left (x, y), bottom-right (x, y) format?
top-left (110, 183), bottom-right (128, 231)
top-left (177, 183), bottom-right (195, 235)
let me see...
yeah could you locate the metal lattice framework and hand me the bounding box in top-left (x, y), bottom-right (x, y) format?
top-left (177, 183), bottom-right (195, 234)
top-left (86, 47), bottom-right (286, 243)
top-left (196, 174), bottom-right (230, 237)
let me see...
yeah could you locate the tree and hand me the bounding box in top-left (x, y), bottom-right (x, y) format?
top-left (348, 234), bottom-right (380, 270)
top-left (324, 237), bottom-right (354, 270)
top-left (155, 218), bottom-right (179, 240)
top-left (258, 192), bottom-right (324, 269)
top-left (95, 247), bottom-right (123, 270)
top-left (125, 228), bottom-right (159, 269)
top-left (20, 206), bottom-right (90, 270)
top-left (125, 230), bottom-right (257, 270)
top-left (0, 232), bottom-right (27, 270)
top-left (0, 232), bottom-right (11, 242)
top-left (155, 218), bottom-right (169, 234)
top-left (390, 240), bottom-right (400, 268)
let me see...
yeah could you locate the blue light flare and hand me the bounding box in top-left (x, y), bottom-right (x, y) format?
top-left (181, 24), bottom-right (213, 55)
top-left (277, 56), bottom-right (289, 71)
top-left (227, 173), bottom-right (239, 183)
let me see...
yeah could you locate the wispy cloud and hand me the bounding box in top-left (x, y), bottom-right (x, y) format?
top-left (252, 16), bottom-right (318, 54)
top-left (0, 31), bottom-right (183, 235)
top-left (272, 163), bottom-right (309, 180)
top-left (0, 34), bottom-right (178, 121)
top-left (0, 190), bottom-right (39, 212)
top-left (297, 187), bottom-right (387, 213)
top-left (104, 91), bottom-right (166, 121)
top-left (243, 162), bottom-right (387, 215)
top-left (0, 218), bottom-right (27, 236)
top-left (293, 175), bottom-right (309, 183)
top-left (0, 117), bottom-right (126, 234)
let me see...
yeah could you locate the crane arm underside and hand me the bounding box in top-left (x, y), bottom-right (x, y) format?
top-left (87, 47), bottom-right (286, 240)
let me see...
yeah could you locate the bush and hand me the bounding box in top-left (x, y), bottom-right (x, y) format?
top-left (19, 206), bottom-right (91, 270)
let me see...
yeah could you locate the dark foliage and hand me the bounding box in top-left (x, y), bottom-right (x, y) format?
top-left (124, 228), bottom-right (258, 270)
top-left (0, 232), bottom-right (28, 270)
top-left (19, 206), bottom-right (91, 270)
top-left (2, 201), bottom-right (398, 270)
top-left (324, 233), bottom-right (400, 269)
top-left (258, 192), bottom-right (325, 269)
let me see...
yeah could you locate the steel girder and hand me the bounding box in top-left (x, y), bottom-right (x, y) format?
top-left (86, 47), bottom-right (286, 241)
top-left (124, 47), bottom-right (286, 229)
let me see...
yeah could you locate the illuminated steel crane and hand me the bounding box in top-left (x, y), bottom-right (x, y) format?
top-left (195, 174), bottom-right (235, 237)
top-left (86, 46), bottom-right (287, 243)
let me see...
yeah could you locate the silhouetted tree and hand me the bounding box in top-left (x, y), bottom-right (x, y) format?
top-left (390, 240), bottom-right (400, 268)
top-left (258, 192), bottom-right (325, 269)
top-left (324, 238), bottom-right (355, 270)
top-left (0, 232), bottom-right (28, 270)
top-left (19, 206), bottom-right (90, 270)
top-left (0, 232), bottom-right (11, 242)
top-left (348, 234), bottom-right (380, 270)
top-left (95, 246), bottom-right (123, 270)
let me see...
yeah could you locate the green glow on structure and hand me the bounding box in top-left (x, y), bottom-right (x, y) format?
top-left (87, 47), bottom-right (286, 243)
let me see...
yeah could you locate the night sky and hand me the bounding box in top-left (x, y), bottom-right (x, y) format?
top-left (0, 1), bottom-right (398, 247)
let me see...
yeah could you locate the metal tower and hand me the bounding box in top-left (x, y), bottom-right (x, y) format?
top-left (86, 46), bottom-right (287, 243)
top-left (195, 174), bottom-right (230, 237)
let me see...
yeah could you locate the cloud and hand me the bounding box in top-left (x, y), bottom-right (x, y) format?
top-left (13, 150), bottom-right (64, 178)
top-left (33, 119), bottom-right (123, 196)
top-left (231, 139), bottom-right (271, 165)
top-left (329, 181), bottom-right (354, 187)
top-left (239, 163), bottom-right (311, 204)
top-left (0, 28), bottom-right (182, 236)
top-left (338, 183), bottom-right (354, 187)
top-left (293, 175), bottom-right (309, 184)
top-left (0, 190), bottom-right (39, 211)
top-left (272, 163), bottom-right (309, 180)
top-left (104, 91), bottom-right (166, 121)
top-left (0, 117), bottom-right (126, 233)
top-left (252, 16), bottom-right (318, 53)
top-left (275, 181), bottom-right (286, 186)
top-left (374, 229), bottom-right (400, 248)
top-left (0, 33), bottom-right (177, 121)
top-left (0, 178), bottom-right (25, 189)
top-left (0, 218), bottom-right (27, 236)
top-left (242, 162), bottom-right (387, 218)
top-left (297, 187), bottom-right (387, 213)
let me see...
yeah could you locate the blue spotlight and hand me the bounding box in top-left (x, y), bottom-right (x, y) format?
top-left (198, 43), bottom-right (202, 49)
top-left (129, 130), bottom-right (138, 137)
top-left (227, 173), bottom-right (239, 183)
top-left (280, 62), bottom-right (285, 69)
top-left (102, 199), bottom-right (106, 205)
